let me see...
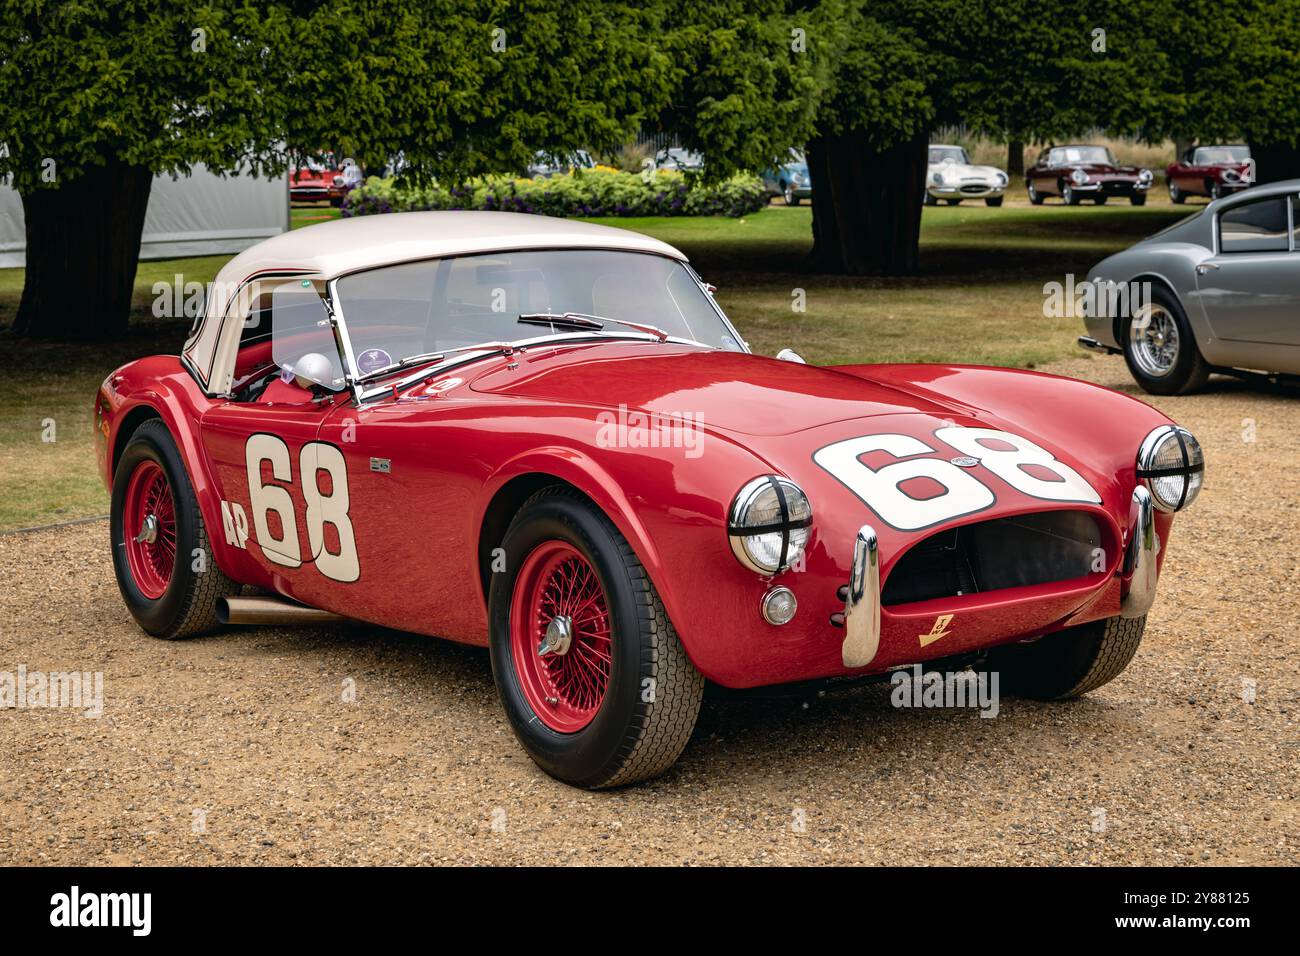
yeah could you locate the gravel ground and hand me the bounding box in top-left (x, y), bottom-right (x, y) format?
top-left (1, 353), bottom-right (1295, 866)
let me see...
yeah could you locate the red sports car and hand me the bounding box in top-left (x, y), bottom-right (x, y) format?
top-left (96, 212), bottom-right (1204, 787)
top-left (289, 160), bottom-right (362, 205)
top-left (1165, 144), bottom-right (1253, 203)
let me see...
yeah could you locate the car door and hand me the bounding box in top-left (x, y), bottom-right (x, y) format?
top-left (1195, 192), bottom-right (1300, 347)
top-left (198, 279), bottom-right (356, 605)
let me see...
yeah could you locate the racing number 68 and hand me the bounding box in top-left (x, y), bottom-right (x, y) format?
top-left (245, 435), bottom-right (360, 582)
top-left (813, 426), bottom-right (1101, 531)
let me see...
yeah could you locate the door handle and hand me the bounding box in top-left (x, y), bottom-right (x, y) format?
top-left (1195, 263), bottom-right (1220, 275)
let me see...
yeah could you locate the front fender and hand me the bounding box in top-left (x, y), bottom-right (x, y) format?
top-left (477, 423), bottom-right (784, 683)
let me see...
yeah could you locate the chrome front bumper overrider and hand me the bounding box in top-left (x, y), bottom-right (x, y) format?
top-left (1122, 486), bottom-right (1158, 618)
top-left (840, 525), bottom-right (881, 668)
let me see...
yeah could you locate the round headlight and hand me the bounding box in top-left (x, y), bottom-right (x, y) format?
top-left (728, 476), bottom-right (812, 575)
top-left (996, 171), bottom-right (1008, 186)
top-left (1139, 168), bottom-right (1154, 182)
top-left (931, 172), bottom-right (944, 185)
top-left (1222, 168), bottom-right (1240, 183)
top-left (1071, 168), bottom-right (1089, 185)
top-left (1136, 425), bottom-right (1204, 512)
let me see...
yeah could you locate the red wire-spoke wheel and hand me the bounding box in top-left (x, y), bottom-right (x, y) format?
top-left (488, 487), bottom-right (705, 787)
top-left (510, 540), bottom-right (613, 733)
top-left (121, 460), bottom-right (177, 600)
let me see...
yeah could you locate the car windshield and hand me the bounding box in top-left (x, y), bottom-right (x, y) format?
top-left (929, 147), bottom-right (968, 164)
top-left (1195, 146), bottom-right (1250, 164)
top-left (1052, 146), bottom-right (1113, 165)
top-left (334, 249), bottom-right (743, 374)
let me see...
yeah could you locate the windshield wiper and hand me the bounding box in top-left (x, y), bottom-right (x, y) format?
top-left (354, 342), bottom-right (518, 384)
top-left (517, 311), bottom-right (670, 342)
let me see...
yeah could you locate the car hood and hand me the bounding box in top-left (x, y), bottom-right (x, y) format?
top-left (929, 162), bottom-right (1004, 179)
top-left (468, 344), bottom-right (964, 436)
top-left (1070, 163), bottom-right (1140, 176)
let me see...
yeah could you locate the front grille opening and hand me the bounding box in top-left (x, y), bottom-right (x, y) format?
top-left (881, 511), bottom-right (1103, 607)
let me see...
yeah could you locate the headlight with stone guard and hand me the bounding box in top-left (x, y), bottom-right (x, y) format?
top-left (1136, 425), bottom-right (1204, 512)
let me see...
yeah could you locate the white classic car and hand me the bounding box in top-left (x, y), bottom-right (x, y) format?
top-left (925, 145), bottom-right (1009, 207)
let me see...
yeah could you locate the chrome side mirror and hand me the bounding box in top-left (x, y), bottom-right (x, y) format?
top-left (776, 348), bottom-right (806, 364)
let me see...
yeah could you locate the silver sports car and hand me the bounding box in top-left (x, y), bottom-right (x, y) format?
top-left (1080, 179), bottom-right (1300, 394)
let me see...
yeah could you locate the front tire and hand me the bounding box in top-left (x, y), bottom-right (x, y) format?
top-left (923, 191), bottom-right (938, 206)
top-left (1028, 180), bottom-right (1044, 205)
top-left (488, 486), bottom-right (704, 788)
top-left (1122, 284), bottom-right (1211, 394)
top-left (1062, 182), bottom-right (1080, 205)
top-left (110, 419), bottom-right (237, 639)
top-left (1130, 192), bottom-right (1147, 206)
top-left (1169, 180), bottom-right (1185, 204)
top-left (984, 195), bottom-right (1004, 207)
top-left (989, 615), bottom-right (1146, 700)
top-left (783, 184), bottom-right (800, 206)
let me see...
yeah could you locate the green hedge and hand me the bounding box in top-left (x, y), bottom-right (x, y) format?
top-left (342, 168), bottom-right (767, 219)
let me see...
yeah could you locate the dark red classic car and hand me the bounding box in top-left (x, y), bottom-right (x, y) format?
top-left (1026, 145), bottom-right (1154, 206)
top-left (1165, 144), bottom-right (1253, 203)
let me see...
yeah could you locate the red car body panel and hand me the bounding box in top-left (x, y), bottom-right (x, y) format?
top-left (97, 343), bottom-right (1177, 689)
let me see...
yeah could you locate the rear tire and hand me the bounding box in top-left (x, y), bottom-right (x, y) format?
top-left (989, 615), bottom-right (1146, 700)
top-left (110, 418), bottom-right (238, 639)
top-left (923, 191), bottom-right (938, 206)
top-left (488, 486), bottom-right (704, 788)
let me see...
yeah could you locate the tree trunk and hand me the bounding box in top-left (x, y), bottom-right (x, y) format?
top-left (1007, 140), bottom-right (1024, 176)
top-left (807, 130), bottom-right (927, 276)
top-left (1247, 140), bottom-right (1300, 184)
top-left (12, 159), bottom-right (153, 340)
top-left (1173, 137), bottom-right (1194, 163)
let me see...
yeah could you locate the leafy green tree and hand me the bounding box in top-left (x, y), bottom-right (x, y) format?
top-left (0, 0), bottom-right (674, 340)
top-left (1134, 0), bottom-right (1300, 180)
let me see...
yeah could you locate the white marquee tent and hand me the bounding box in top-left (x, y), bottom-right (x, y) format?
top-left (0, 165), bottom-right (289, 268)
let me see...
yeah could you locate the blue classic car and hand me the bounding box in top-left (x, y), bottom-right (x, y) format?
top-left (761, 151), bottom-right (812, 205)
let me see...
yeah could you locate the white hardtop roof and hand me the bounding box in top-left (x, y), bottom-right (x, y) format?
top-left (186, 211), bottom-right (690, 392)
top-left (212, 210), bottom-right (687, 287)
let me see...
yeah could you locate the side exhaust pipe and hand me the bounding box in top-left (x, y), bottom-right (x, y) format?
top-left (217, 595), bottom-right (342, 627)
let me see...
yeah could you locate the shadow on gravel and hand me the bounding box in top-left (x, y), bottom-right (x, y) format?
top-left (188, 615), bottom-right (1123, 789)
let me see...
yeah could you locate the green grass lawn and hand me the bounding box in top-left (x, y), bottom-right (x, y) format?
top-left (0, 200), bottom-right (1191, 530)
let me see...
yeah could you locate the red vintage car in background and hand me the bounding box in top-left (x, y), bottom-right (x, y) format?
top-left (1026, 144), bottom-right (1154, 205)
top-left (289, 159), bottom-right (363, 205)
top-left (95, 212), bottom-right (1204, 788)
top-left (1165, 144), bottom-right (1253, 203)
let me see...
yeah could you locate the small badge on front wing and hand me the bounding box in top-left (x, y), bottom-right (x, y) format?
top-left (950, 456), bottom-right (979, 467)
top-left (919, 613), bottom-right (955, 648)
